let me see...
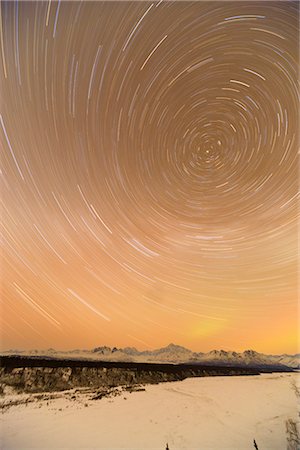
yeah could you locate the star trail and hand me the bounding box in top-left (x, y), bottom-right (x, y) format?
top-left (1, 1), bottom-right (298, 353)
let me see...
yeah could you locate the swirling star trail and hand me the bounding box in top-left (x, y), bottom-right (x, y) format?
top-left (1, 1), bottom-right (298, 353)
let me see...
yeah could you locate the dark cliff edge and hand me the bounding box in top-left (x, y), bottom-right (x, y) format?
top-left (0, 355), bottom-right (292, 393)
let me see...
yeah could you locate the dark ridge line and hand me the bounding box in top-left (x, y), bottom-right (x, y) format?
top-left (0, 355), bottom-right (292, 374)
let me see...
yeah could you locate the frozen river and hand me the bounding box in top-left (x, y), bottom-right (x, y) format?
top-left (1, 372), bottom-right (299, 449)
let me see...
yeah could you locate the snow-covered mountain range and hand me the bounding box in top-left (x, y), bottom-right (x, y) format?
top-left (2, 343), bottom-right (299, 369)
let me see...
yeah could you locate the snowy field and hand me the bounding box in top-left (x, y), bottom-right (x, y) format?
top-left (1, 372), bottom-right (299, 449)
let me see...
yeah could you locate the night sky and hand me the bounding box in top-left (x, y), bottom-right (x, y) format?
top-left (1, 1), bottom-right (298, 353)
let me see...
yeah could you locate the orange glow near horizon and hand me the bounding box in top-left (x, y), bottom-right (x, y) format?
top-left (1, 1), bottom-right (298, 355)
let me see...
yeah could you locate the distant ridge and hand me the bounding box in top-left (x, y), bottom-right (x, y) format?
top-left (2, 343), bottom-right (299, 369)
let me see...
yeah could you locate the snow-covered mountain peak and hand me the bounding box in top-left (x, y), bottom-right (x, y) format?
top-left (2, 344), bottom-right (299, 368)
top-left (243, 350), bottom-right (260, 358)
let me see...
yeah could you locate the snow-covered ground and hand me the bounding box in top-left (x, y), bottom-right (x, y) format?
top-left (1, 372), bottom-right (299, 449)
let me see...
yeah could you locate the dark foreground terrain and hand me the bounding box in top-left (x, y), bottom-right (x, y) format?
top-left (0, 355), bottom-right (292, 393)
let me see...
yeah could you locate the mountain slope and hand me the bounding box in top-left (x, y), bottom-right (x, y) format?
top-left (2, 344), bottom-right (299, 368)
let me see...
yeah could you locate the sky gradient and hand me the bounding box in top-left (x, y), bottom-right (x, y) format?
top-left (1, 1), bottom-right (299, 354)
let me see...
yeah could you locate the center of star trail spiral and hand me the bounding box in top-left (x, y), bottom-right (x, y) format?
top-left (0, 1), bottom-right (298, 353)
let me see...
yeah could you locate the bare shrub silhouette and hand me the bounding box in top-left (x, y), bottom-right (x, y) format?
top-left (286, 378), bottom-right (300, 450)
top-left (291, 379), bottom-right (300, 399)
top-left (286, 418), bottom-right (300, 450)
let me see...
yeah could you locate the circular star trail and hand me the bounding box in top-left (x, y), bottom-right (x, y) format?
top-left (1, 1), bottom-right (298, 353)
